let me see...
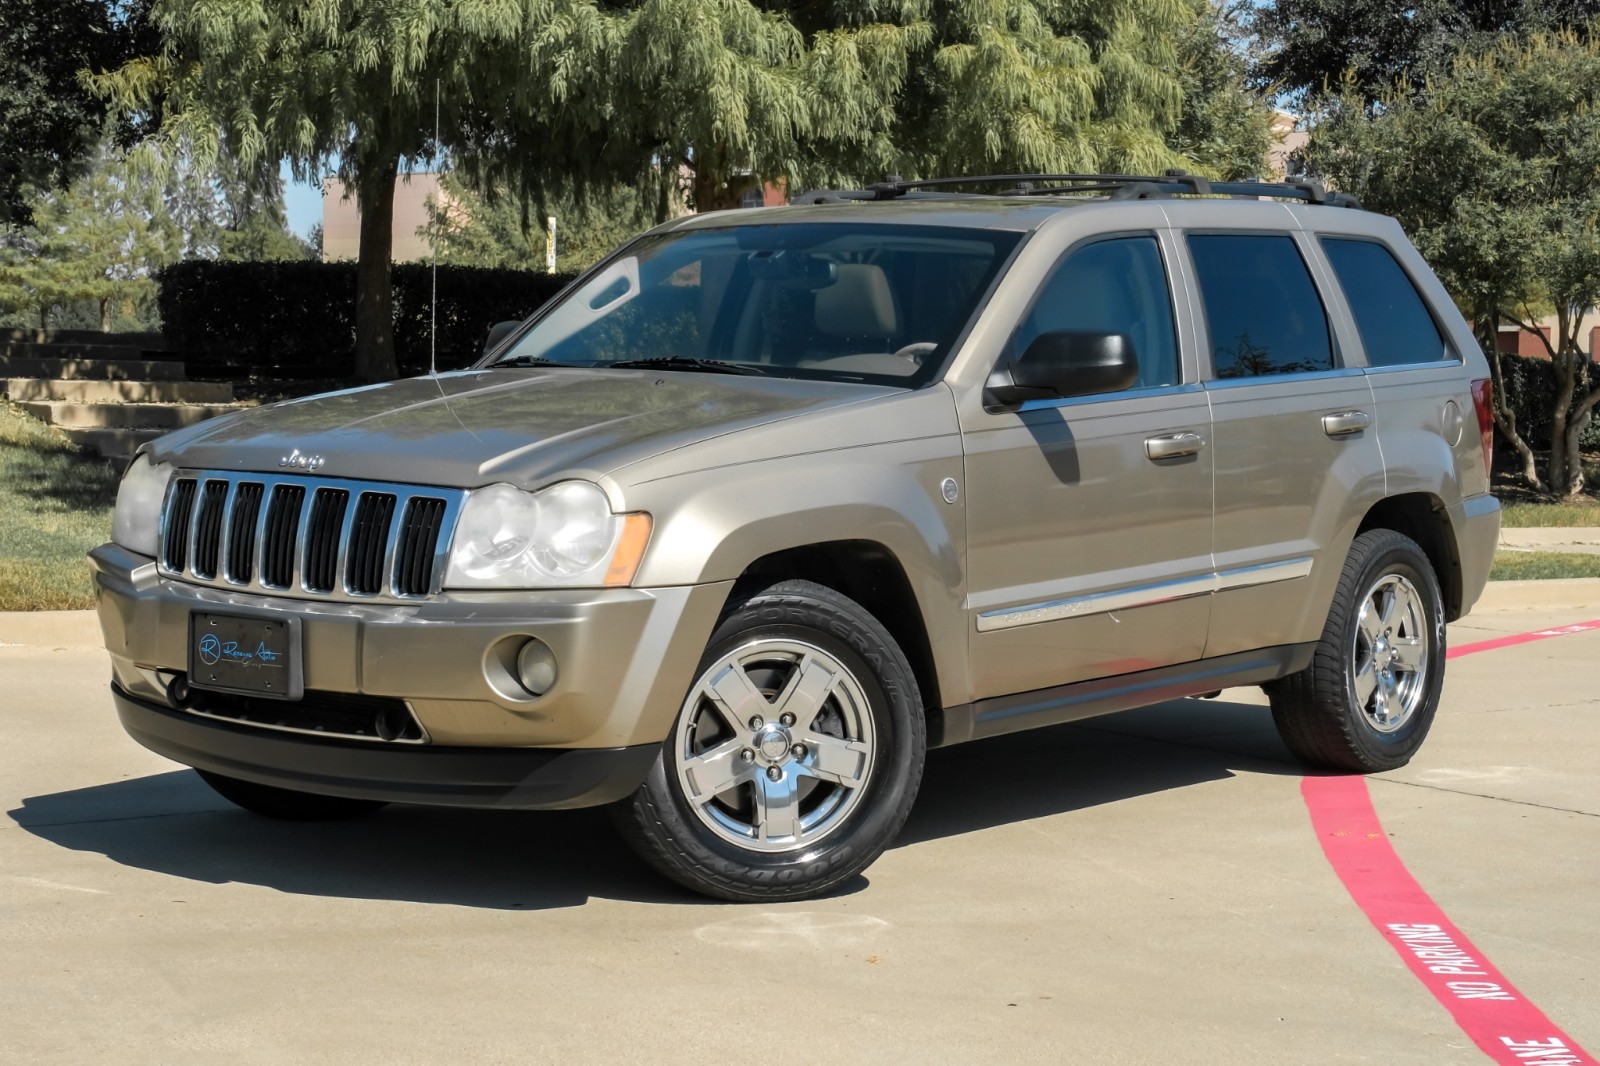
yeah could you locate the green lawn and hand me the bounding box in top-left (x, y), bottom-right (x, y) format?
top-left (1499, 499), bottom-right (1600, 527)
top-left (0, 402), bottom-right (119, 610)
top-left (1489, 549), bottom-right (1600, 581)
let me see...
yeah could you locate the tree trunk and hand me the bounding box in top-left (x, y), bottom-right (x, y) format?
top-left (38, 304), bottom-right (47, 330)
top-left (353, 160), bottom-right (399, 384)
top-left (1549, 306), bottom-right (1581, 497)
top-left (688, 143), bottom-right (754, 213)
top-left (1481, 321), bottom-right (1542, 491)
top-left (99, 297), bottom-right (111, 333)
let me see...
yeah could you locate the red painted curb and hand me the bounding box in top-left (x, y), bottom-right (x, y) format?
top-left (1303, 777), bottom-right (1593, 1065)
top-left (1300, 618), bottom-right (1599, 1064)
top-left (1447, 619), bottom-right (1600, 660)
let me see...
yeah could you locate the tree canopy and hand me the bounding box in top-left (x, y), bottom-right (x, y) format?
top-left (1308, 28), bottom-right (1600, 496)
top-left (1252, 0), bottom-right (1600, 107)
top-left (0, 146), bottom-right (181, 331)
top-left (0, 0), bottom-right (149, 225)
top-left (97, 0), bottom-right (1273, 381)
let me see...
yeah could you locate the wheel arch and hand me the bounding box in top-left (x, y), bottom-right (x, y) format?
top-left (1357, 492), bottom-right (1464, 620)
top-left (732, 540), bottom-right (954, 747)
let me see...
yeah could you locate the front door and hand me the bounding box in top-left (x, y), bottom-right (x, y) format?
top-left (960, 232), bottom-right (1214, 700)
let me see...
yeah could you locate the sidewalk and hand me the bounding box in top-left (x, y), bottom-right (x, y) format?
top-left (1499, 526), bottom-right (1600, 554)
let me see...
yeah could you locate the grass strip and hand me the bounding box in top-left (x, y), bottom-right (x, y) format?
top-left (0, 402), bottom-right (119, 610)
top-left (1499, 500), bottom-right (1600, 527)
top-left (1489, 549), bottom-right (1600, 581)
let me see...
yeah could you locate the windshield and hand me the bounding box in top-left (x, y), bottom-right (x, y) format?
top-left (492, 222), bottom-right (1021, 387)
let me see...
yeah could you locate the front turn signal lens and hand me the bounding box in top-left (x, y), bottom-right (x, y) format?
top-left (605, 513), bottom-right (653, 587)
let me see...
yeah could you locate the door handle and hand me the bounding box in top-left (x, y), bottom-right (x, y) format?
top-left (1144, 432), bottom-right (1205, 460)
top-left (1322, 411), bottom-right (1371, 437)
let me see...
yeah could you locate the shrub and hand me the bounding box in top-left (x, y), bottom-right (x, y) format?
top-left (157, 260), bottom-right (578, 381)
top-left (1494, 352), bottom-right (1600, 460)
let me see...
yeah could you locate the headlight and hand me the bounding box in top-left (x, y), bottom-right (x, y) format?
top-left (444, 481), bottom-right (652, 589)
top-left (111, 453), bottom-right (175, 557)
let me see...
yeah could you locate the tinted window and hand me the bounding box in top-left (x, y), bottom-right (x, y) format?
top-left (1188, 234), bottom-right (1334, 379)
top-left (1014, 236), bottom-right (1179, 389)
top-left (1321, 238), bottom-right (1448, 366)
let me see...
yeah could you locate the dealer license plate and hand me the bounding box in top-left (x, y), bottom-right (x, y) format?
top-left (188, 613), bottom-right (300, 699)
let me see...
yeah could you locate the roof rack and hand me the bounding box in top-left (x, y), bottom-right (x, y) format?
top-left (792, 170), bottom-right (1361, 209)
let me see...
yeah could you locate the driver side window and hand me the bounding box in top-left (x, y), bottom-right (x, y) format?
top-left (1013, 235), bottom-right (1180, 390)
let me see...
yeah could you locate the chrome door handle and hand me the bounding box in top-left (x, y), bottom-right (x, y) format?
top-left (1144, 432), bottom-right (1205, 460)
top-left (1322, 411), bottom-right (1371, 437)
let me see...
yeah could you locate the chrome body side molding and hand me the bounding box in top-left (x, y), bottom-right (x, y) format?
top-left (975, 556), bottom-right (1314, 632)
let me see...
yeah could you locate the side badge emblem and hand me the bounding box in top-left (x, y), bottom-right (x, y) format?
top-left (941, 477), bottom-right (960, 504)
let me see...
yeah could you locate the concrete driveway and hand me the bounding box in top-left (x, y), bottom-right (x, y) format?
top-left (3, 607), bottom-right (1596, 1064)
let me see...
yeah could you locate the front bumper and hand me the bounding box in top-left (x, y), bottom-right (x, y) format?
top-left (90, 543), bottom-right (730, 789)
top-left (113, 684), bottom-right (659, 808)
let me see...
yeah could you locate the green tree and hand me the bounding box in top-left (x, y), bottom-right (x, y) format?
top-left (95, 0), bottom-right (620, 382)
top-left (0, 145), bottom-right (183, 330)
top-left (1251, 0), bottom-right (1600, 108)
top-left (0, 0), bottom-right (149, 225)
top-left (1308, 29), bottom-right (1600, 497)
top-left (99, 0), bottom-right (1260, 382)
top-left (592, 0), bottom-right (1204, 207)
top-left (1172, 1), bottom-right (1273, 179)
top-left (420, 174), bottom-right (668, 273)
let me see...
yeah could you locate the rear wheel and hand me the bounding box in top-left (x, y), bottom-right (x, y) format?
top-left (613, 579), bottom-right (926, 902)
top-left (1266, 529), bottom-right (1446, 772)
top-left (196, 769), bottom-right (389, 821)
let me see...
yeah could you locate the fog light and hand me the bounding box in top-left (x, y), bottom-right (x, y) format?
top-left (516, 639), bottom-right (558, 697)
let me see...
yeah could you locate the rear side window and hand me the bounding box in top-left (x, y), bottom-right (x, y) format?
top-left (1188, 234), bottom-right (1334, 379)
top-left (1014, 235), bottom-right (1179, 389)
top-left (1321, 238), bottom-right (1449, 366)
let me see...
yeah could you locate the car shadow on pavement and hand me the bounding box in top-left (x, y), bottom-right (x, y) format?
top-left (898, 697), bottom-right (1302, 846)
top-left (10, 698), bottom-right (1300, 909)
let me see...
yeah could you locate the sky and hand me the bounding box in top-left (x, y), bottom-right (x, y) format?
top-left (281, 161), bottom-right (323, 238)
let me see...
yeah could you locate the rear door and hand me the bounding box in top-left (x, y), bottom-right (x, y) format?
top-left (1315, 230), bottom-right (1482, 510)
top-left (1178, 225), bottom-right (1387, 658)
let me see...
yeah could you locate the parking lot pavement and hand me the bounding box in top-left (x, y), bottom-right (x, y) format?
top-left (2, 611), bottom-right (1595, 1066)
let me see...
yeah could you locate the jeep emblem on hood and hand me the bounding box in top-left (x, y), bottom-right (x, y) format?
top-left (279, 448), bottom-right (325, 472)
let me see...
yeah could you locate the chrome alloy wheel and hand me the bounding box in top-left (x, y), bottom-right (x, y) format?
top-left (673, 639), bottom-right (877, 854)
top-left (1350, 573), bottom-right (1430, 733)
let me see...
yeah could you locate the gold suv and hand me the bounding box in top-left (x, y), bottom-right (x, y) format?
top-left (93, 174), bottom-right (1501, 900)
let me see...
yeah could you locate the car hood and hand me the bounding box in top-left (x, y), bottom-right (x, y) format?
top-left (148, 368), bottom-right (897, 489)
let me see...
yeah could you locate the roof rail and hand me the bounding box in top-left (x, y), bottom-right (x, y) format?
top-left (795, 171), bottom-right (1361, 209)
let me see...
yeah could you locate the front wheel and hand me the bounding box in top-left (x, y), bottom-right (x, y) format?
top-left (612, 579), bottom-right (926, 902)
top-left (1266, 529), bottom-right (1446, 772)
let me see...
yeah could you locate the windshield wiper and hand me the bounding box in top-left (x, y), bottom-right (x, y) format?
top-left (606, 357), bottom-right (769, 376)
top-left (494, 355), bottom-right (570, 368)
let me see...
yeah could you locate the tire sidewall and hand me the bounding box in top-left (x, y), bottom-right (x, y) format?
top-left (642, 594), bottom-right (924, 894)
top-left (1338, 539), bottom-right (1446, 768)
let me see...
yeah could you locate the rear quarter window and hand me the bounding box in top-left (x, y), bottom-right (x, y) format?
top-left (1320, 238), bottom-right (1450, 367)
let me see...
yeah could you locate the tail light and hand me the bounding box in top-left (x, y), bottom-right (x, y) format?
top-left (1470, 378), bottom-right (1494, 473)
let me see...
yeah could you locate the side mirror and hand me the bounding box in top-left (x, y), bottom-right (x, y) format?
top-left (985, 330), bottom-right (1140, 407)
top-left (484, 320), bottom-right (522, 355)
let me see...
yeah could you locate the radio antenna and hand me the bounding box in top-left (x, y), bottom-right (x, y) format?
top-left (429, 77), bottom-right (440, 376)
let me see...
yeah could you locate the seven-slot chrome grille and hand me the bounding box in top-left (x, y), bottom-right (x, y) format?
top-left (158, 471), bottom-right (464, 602)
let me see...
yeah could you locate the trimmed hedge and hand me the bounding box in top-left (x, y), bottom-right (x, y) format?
top-left (1494, 351), bottom-right (1600, 459)
top-left (158, 260), bottom-right (579, 381)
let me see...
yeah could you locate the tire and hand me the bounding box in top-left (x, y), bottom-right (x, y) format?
top-left (1266, 528), bottom-right (1446, 773)
top-left (196, 769), bottom-right (390, 821)
top-left (612, 579), bottom-right (927, 902)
